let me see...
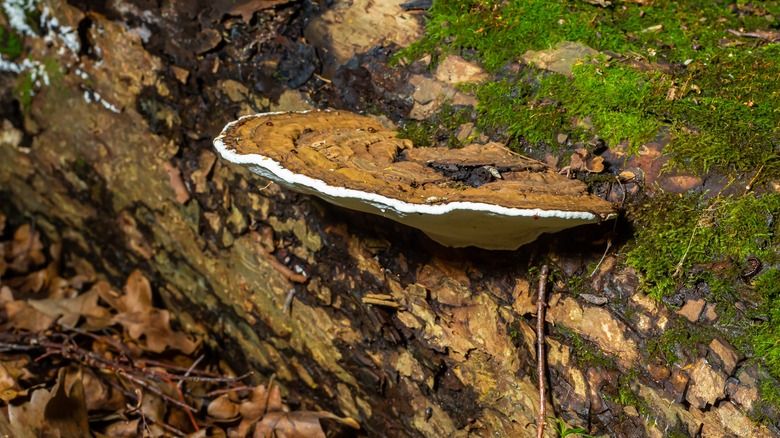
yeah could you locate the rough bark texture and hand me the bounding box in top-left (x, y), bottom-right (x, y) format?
top-left (0, 1), bottom-right (775, 437)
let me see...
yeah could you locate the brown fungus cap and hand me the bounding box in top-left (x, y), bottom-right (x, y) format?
top-left (214, 110), bottom-right (614, 250)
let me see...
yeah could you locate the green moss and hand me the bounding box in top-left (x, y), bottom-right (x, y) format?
top-left (665, 419), bottom-right (695, 438)
top-left (542, 61), bottom-right (663, 151)
top-left (549, 417), bottom-right (595, 438)
top-left (13, 71), bottom-right (34, 110)
top-left (11, 57), bottom-right (63, 114)
top-left (758, 376), bottom-right (780, 410)
top-left (564, 272), bottom-right (587, 296)
top-left (396, 103), bottom-right (473, 148)
top-left (400, 0), bottom-right (780, 176)
top-left (474, 77), bottom-right (567, 147)
top-left (0, 26), bottom-right (23, 59)
top-left (43, 56), bottom-right (63, 86)
top-left (603, 371), bottom-right (650, 416)
top-left (646, 327), bottom-right (710, 365)
top-left (397, 0), bottom-right (630, 71)
top-left (658, 45), bottom-right (780, 176)
top-left (626, 192), bottom-right (780, 299)
top-left (628, 192), bottom-right (780, 388)
top-left (751, 269), bottom-right (780, 375)
top-left (555, 325), bottom-right (613, 369)
top-left (402, 1), bottom-right (780, 70)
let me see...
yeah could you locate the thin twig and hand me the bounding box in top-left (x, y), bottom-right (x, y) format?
top-left (502, 135), bottom-right (554, 170)
top-left (590, 219), bottom-right (619, 278)
top-left (615, 174), bottom-right (627, 206)
top-left (139, 358), bottom-right (220, 376)
top-left (727, 28), bottom-right (780, 42)
top-left (313, 73), bottom-right (332, 83)
top-left (258, 181), bottom-right (274, 191)
top-left (24, 334), bottom-right (197, 414)
top-left (178, 354), bottom-right (205, 388)
top-left (590, 239), bottom-right (613, 278)
top-left (120, 372), bottom-right (198, 413)
top-left (160, 374), bottom-right (199, 431)
top-left (60, 324), bottom-right (135, 364)
top-left (153, 370), bottom-right (254, 384)
top-left (257, 246), bottom-right (308, 283)
top-left (151, 419), bottom-right (187, 437)
top-left (673, 224), bottom-right (698, 278)
top-left (537, 264), bottom-right (550, 438)
top-left (745, 163), bottom-right (764, 193)
top-left (206, 385), bottom-right (253, 398)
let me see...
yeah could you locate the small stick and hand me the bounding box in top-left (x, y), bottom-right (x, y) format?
top-left (120, 372), bottom-right (198, 413)
top-left (590, 219), bottom-right (619, 278)
top-left (589, 239), bottom-right (612, 278)
top-left (156, 371), bottom-right (254, 384)
top-left (206, 385), bottom-right (253, 398)
top-left (257, 246), bottom-right (308, 283)
top-left (177, 354), bottom-right (205, 388)
top-left (537, 264), bottom-right (550, 438)
top-left (745, 163), bottom-right (764, 193)
top-left (138, 358), bottom-right (219, 376)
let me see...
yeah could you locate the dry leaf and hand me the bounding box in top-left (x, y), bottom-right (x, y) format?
top-left (102, 270), bottom-right (198, 353)
top-left (0, 285), bottom-right (14, 305)
top-left (81, 368), bottom-right (125, 412)
top-left (0, 361), bottom-right (26, 402)
top-left (234, 385), bottom-right (360, 438)
top-left (5, 300), bottom-right (55, 331)
top-left (101, 417), bottom-right (140, 436)
top-left (7, 224), bottom-right (45, 273)
top-left (4, 269), bottom-right (47, 294)
top-left (208, 394), bottom-right (241, 420)
top-left (8, 368), bottom-right (90, 438)
top-left (254, 411), bottom-right (326, 438)
top-left (188, 426), bottom-right (228, 438)
top-left (27, 288), bottom-right (104, 327)
top-left (140, 392), bottom-right (167, 425)
top-left (569, 148), bottom-right (605, 173)
top-left (237, 385), bottom-right (271, 437)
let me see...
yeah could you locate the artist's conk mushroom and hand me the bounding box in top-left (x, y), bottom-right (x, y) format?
top-left (213, 110), bottom-right (614, 250)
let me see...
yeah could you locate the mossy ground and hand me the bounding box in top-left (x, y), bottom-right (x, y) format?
top-left (399, 0), bottom-right (780, 418)
top-left (0, 26), bottom-right (23, 59)
top-left (397, 103), bottom-right (474, 148)
top-left (2, 5), bottom-right (62, 114)
top-left (400, 0), bottom-right (780, 173)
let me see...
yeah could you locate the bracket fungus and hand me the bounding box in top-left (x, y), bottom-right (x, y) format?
top-left (214, 110), bottom-right (614, 250)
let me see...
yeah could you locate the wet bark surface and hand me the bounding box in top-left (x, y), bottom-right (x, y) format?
top-left (1, 1), bottom-right (777, 437)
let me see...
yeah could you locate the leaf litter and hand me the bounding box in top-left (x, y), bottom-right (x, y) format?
top-left (0, 213), bottom-right (359, 437)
